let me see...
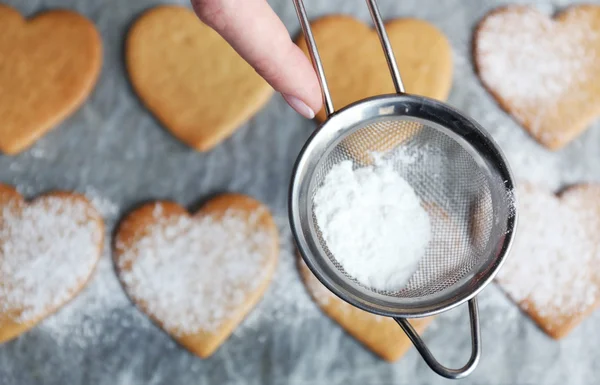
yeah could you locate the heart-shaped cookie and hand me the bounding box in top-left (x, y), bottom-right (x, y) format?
top-left (0, 5), bottom-right (102, 155)
top-left (126, 5), bottom-right (274, 152)
top-left (114, 194), bottom-right (278, 358)
top-left (298, 260), bottom-right (432, 362)
top-left (296, 16), bottom-right (453, 122)
top-left (496, 184), bottom-right (600, 339)
top-left (474, 5), bottom-right (600, 150)
top-left (0, 184), bottom-right (104, 344)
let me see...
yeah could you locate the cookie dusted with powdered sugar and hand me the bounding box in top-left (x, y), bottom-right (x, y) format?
top-left (496, 184), bottom-right (600, 339)
top-left (0, 185), bottom-right (104, 343)
top-left (114, 194), bottom-right (278, 358)
top-left (474, 5), bottom-right (600, 150)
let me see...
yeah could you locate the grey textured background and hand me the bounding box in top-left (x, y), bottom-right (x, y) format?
top-left (1, 0), bottom-right (600, 384)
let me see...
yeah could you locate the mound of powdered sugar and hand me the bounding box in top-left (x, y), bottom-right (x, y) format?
top-left (0, 197), bottom-right (102, 323)
top-left (313, 159), bottom-right (431, 292)
top-left (116, 205), bottom-right (275, 336)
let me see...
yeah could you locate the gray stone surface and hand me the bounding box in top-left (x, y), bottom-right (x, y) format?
top-left (1, 0), bottom-right (600, 384)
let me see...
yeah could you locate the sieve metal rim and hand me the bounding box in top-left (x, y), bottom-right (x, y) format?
top-left (289, 0), bottom-right (517, 379)
top-left (289, 93), bottom-right (517, 318)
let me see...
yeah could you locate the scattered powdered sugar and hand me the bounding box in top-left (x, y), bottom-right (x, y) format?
top-left (431, 284), bottom-right (519, 332)
top-left (84, 187), bottom-right (119, 220)
top-left (116, 205), bottom-right (275, 335)
top-left (476, 7), bottom-right (597, 130)
top-left (374, 147), bottom-right (417, 166)
top-left (38, 255), bottom-right (133, 349)
top-left (477, 285), bottom-right (520, 327)
top-left (496, 185), bottom-right (600, 318)
top-left (505, 144), bottom-right (562, 188)
top-left (372, 144), bottom-right (436, 170)
top-left (0, 197), bottom-right (102, 322)
top-left (236, 217), bottom-right (323, 335)
top-left (505, 184), bottom-right (517, 223)
top-left (39, 190), bottom-right (134, 348)
top-left (29, 147), bottom-right (47, 160)
top-left (314, 158), bottom-right (431, 291)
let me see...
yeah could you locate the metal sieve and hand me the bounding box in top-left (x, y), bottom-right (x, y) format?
top-left (289, 0), bottom-right (517, 379)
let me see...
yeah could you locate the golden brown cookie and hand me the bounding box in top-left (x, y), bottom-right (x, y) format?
top-left (0, 184), bottom-right (104, 344)
top-left (126, 5), bottom-right (274, 152)
top-left (114, 194), bottom-right (278, 358)
top-left (298, 260), bottom-right (433, 362)
top-left (474, 5), bottom-right (600, 150)
top-left (0, 5), bottom-right (102, 155)
top-left (296, 16), bottom-right (453, 122)
top-left (496, 183), bottom-right (600, 339)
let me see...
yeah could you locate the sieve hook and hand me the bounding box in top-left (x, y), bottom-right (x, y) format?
top-left (292, 0), bottom-right (405, 119)
top-left (395, 298), bottom-right (481, 380)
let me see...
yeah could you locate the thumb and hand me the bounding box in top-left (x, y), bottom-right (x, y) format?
top-left (192, 0), bottom-right (322, 119)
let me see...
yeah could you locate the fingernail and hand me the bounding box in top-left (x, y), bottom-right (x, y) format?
top-left (282, 94), bottom-right (315, 119)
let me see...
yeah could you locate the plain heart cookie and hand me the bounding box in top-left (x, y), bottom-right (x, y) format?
top-left (474, 5), bottom-right (600, 150)
top-left (126, 5), bottom-right (274, 152)
top-left (114, 194), bottom-right (278, 358)
top-left (299, 259), bottom-right (433, 362)
top-left (496, 184), bottom-right (600, 339)
top-left (0, 184), bottom-right (104, 344)
top-left (0, 5), bottom-right (102, 155)
top-left (296, 15), bottom-right (453, 122)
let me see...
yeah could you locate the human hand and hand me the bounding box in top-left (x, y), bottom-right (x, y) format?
top-left (191, 0), bottom-right (322, 119)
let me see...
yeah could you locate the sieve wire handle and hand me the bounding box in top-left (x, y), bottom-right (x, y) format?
top-left (365, 0), bottom-right (405, 94)
top-left (292, 0), bottom-right (335, 116)
top-left (292, 0), bottom-right (405, 119)
top-left (394, 298), bottom-right (481, 380)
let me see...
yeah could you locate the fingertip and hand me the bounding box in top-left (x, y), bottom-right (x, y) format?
top-left (305, 83), bottom-right (323, 115)
top-left (283, 94), bottom-right (315, 119)
top-left (191, 0), bottom-right (324, 117)
top-left (285, 45), bottom-right (323, 115)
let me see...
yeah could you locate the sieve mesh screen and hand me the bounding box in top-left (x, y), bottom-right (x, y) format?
top-left (309, 117), bottom-right (498, 299)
